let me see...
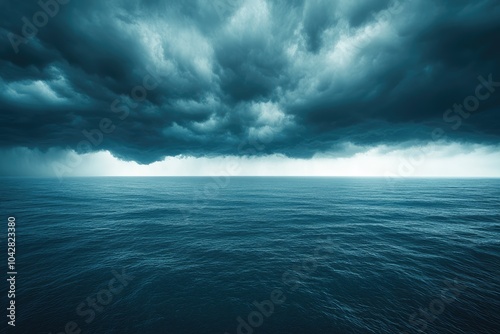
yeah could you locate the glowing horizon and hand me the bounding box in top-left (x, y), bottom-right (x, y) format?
top-left (2, 143), bottom-right (499, 179)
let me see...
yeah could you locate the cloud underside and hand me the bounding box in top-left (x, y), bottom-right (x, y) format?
top-left (0, 0), bottom-right (499, 165)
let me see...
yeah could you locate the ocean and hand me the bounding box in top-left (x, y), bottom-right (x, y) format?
top-left (1, 177), bottom-right (499, 334)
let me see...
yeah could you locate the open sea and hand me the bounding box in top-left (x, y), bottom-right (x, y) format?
top-left (1, 177), bottom-right (499, 334)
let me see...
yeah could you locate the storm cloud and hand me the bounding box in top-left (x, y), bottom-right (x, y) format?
top-left (1, 0), bottom-right (499, 164)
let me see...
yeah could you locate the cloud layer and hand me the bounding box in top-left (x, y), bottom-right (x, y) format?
top-left (1, 0), bottom-right (499, 164)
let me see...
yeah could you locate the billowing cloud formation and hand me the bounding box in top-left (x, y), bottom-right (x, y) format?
top-left (1, 0), bottom-right (499, 164)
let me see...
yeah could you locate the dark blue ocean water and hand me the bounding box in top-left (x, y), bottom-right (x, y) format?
top-left (1, 177), bottom-right (499, 334)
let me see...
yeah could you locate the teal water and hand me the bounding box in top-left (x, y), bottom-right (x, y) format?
top-left (1, 177), bottom-right (499, 333)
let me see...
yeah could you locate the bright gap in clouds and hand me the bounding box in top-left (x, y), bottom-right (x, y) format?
top-left (2, 143), bottom-right (500, 178)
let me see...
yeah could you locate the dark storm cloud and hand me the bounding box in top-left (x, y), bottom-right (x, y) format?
top-left (0, 0), bottom-right (499, 164)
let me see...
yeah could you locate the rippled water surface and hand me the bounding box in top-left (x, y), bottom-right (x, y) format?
top-left (1, 177), bottom-right (499, 333)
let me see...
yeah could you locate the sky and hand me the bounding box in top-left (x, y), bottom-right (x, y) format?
top-left (0, 0), bottom-right (499, 177)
